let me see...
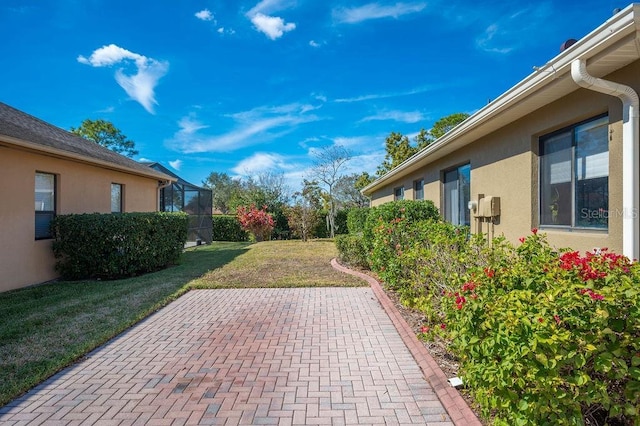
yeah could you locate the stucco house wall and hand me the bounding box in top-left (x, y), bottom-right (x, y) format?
top-left (0, 102), bottom-right (173, 292)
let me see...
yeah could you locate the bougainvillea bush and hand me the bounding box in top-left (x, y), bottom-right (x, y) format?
top-left (442, 231), bottom-right (640, 425)
top-left (236, 204), bottom-right (274, 242)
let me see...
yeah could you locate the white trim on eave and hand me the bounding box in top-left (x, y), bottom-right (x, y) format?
top-left (0, 134), bottom-right (176, 183)
top-left (362, 3), bottom-right (640, 196)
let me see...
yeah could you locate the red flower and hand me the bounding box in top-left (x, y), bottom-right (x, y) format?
top-left (440, 324), bottom-right (446, 330)
top-left (519, 237), bottom-right (525, 243)
top-left (483, 268), bottom-right (495, 278)
top-left (420, 326), bottom-right (430, 333)
top-left (532, 228), bottom-right (538, 235)
top-left (538, 317), bottom-right (544, 323)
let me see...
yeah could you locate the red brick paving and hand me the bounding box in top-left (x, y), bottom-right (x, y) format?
top-left (331, 259), bottom-right (482, 426)
top-left (1, 287), bottom-right (455, 425)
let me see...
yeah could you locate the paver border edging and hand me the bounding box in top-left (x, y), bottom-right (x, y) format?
top-left (331, 258), bottom-right (483, 426)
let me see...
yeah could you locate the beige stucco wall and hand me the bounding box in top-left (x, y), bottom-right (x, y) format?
top-left (369, 60), bottom-right (640, 255)
top-left (0, 146), bottom-right (160, 292)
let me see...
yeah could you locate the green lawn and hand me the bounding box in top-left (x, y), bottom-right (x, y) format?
top-left (0, 240), bottom-right (365, 407)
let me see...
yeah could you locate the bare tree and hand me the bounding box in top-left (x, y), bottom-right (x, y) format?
top-left (309, 145), bottom-right (351, 238)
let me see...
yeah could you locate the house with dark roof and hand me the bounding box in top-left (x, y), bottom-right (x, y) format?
top-left (0, 102), bottom-right (175, 292)
top-left (363, 4), bottom-right (640, 261)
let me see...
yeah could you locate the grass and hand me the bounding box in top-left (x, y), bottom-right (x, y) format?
top-left (0, 239), bottom-right (365, 407)
top-left (190, 239), bottom-right (365, 288)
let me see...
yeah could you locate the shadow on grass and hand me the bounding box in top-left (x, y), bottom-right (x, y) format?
top-left (0, 242), bottom-right (250, 408)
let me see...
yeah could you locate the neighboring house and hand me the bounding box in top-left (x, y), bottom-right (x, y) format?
top-left (363, 4), bottom-right (640, 261)
top-left (143, 162), bottom-right (213, 245)
top-left (0, 102), bottom-right (175, 292)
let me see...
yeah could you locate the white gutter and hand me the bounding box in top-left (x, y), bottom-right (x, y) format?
top-left (571, 58), bottom-right (640, 260)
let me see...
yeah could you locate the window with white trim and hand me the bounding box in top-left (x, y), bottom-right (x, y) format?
top-left (540, 115), bottom-right (608, 229)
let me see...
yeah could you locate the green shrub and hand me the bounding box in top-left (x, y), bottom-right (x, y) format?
top-left (363, 200), bottom-right (440, 252)
top-left (335, 234), bottom-right (369, 269)
top-left (346, 207), bottom-right (370, 234)
top-left (212, 215), bottom-right (248, 242)
top-left (52, 212), bottom-right (188, 280)
top-left (442, 231), bottom-right (640, 425)
top-left (334, 209), bottom-right (349, 235)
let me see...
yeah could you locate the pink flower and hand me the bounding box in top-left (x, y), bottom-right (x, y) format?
top-left (554, 315), bottom-right (561, 325)
top-left (420, 326), bottom-right (430, 333)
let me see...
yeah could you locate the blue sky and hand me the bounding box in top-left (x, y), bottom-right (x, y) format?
top-left (0, 0), bottom-right (622, 192)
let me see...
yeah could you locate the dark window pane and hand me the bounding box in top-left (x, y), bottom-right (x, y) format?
top-left (540, 131), bottom-right (572, 226)
top-left (35, 212), bottom-right (53, 239)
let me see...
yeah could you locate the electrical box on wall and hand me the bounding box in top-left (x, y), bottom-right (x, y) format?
top-left (479, 196), bottom-right (501, 218)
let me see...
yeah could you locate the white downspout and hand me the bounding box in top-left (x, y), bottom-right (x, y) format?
top-left (571, 59), bottom-right (639, 260)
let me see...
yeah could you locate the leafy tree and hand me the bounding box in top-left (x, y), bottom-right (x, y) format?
top-left (376, 113), bottom-right (470, 177)
top-left (71, 119), bottom-right (138, 157)
top-left (286, 180), bottom-right (323, 242)
top-left (202, 172), bottom-right (242, 214)
top-left (430, 112), bottom-right (469, 139)
top-left (309, 145), bottom-right (351, 238)
top-left (334, 174), bottom-right (370, 208)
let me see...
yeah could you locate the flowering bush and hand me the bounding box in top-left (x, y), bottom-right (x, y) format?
top-left (442, 231), bottom-right (640, 425)
top-left (236, 204), bottom-right (274, 242)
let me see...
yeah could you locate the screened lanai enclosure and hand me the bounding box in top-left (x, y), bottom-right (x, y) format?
top-left (144, 162), bottom-right (212, 245)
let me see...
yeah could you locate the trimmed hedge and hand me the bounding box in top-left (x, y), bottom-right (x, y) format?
top-left (52, 212), bottom-right (188, 280)
top-left (334, 234), bottom-right (369, 269)
top-left (211, 215), bottom-right (248, 242)
top-left (346, 207), bottom-right (369, 234)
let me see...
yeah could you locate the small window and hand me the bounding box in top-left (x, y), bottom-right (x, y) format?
top-left (540, 115), bottom-right (608, 229)
top-left (394, 186), bottom-right (404, 201)
top-left (111, 183), bottom-right (123, 213)
top-left (35, 172), bottom-right (56, 240)
top-left (414, 179), bottom-right (424, 200)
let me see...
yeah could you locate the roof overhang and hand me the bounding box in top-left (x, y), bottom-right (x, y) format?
top-left (363, 3), bottom-right (640, 195)
top-left (0, 134), bottom-right (175, 183)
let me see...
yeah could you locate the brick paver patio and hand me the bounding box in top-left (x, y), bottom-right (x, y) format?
top-left (0, 286), bottom-right (469, 425)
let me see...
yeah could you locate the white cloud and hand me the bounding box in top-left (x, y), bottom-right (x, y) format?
top-left (333, 2), bottom-right (427, 24)
top-left (138, 157), bottom-right (154, 163)
top-left (360, 110), bottom-right (425, 123)
top-left (309, 40), bottom-right (320, 47)
top-left (232, 152), bottom-right (293, 175)
top-left (169, 159), bottom-right (183, 170)
top-left (166, 103), bottom-right (321, 154)
top-left (195, 9), bottom-right (214, 21)
top-left (250, 13), bottom-right (296, 40)
top-left (78, 44), bottom-right (168, 114)
top-left (475, 4), bottom-right (552, 54)
top-left (334, 85), bottom-right (438, 103)
top-left (247, 0), bottom-right (296, 16)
